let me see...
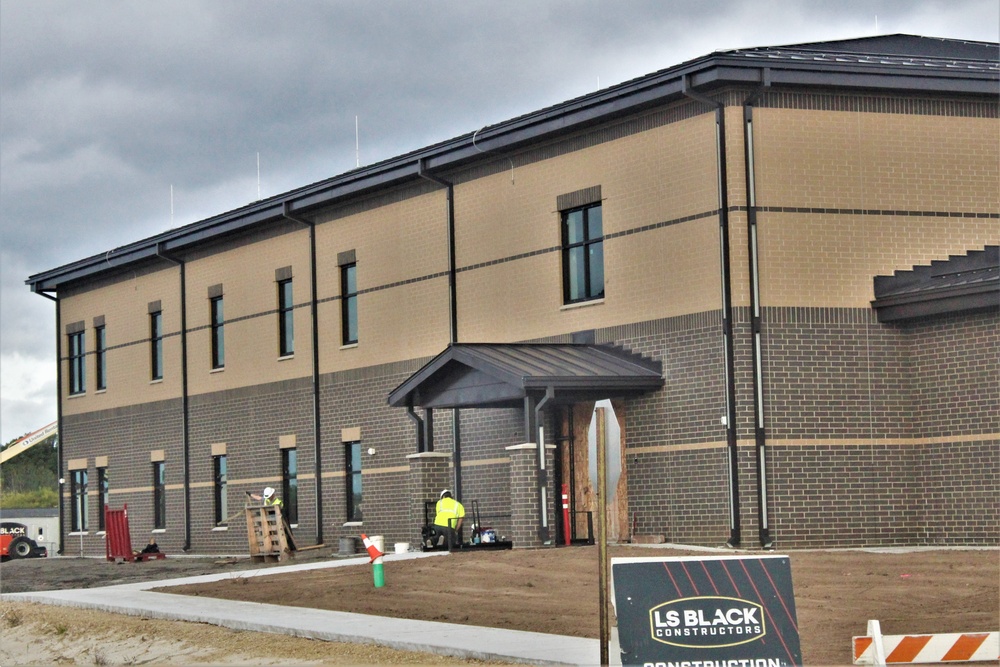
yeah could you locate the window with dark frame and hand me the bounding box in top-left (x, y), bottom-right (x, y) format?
top-left (68, 330), bottom-right (86, 395)
top-left (341, 263), bottom-right (358, 345)
top-left (213, 454), bottom-right (228, 526)
top-left (153, 461), bottom-right (166, 529)
top-left (97, 467), bottom-right (108, 531)
top-left (71, 469), bottom-right (88, 531)
top-left (210, 295), bottom-right (225, 369)
top-left (282, 448), bottom-right (298, 524)
top-left (345, 441), bottom-right (362, 522)
top-left (95, 325), bottom-right (107, 391)
top-left (561, 201), bottom-right (604, 304)
top-left (150, 311), bottom-right (163, 380)
top-left (278, 278), bottom-right (294, 357)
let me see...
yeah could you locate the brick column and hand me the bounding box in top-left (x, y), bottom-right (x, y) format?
top-left (406, 452), bottom-right (451, 545)
top-left (506, 443), bottom-right (556, 549)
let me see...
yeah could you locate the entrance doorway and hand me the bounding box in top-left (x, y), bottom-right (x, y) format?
top-left (554, 399), bottom-right (629, 545)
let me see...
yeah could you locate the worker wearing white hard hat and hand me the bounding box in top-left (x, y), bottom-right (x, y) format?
top-left (250, 486), bottom-right (283, 507)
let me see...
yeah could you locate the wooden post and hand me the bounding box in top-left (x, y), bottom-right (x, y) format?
top-left (596, 407), bottom-right (610, 666)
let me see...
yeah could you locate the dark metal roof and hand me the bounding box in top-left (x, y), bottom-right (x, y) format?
top-left (387, 343), bottom-right (664, 409)
top-left (872, 246), bottom-right (999, 322)
top-left (27, 35), bottom-right (999, 293)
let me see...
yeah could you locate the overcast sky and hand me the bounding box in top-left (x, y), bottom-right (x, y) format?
top-left (1, 0), bottom-right (997, 444)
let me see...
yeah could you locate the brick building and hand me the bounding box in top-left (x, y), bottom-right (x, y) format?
top-left (27, 35), bottom-right (999, 556)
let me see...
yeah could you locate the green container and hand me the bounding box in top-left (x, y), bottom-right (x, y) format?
top-left (372, 561), bottom-right (385, 588)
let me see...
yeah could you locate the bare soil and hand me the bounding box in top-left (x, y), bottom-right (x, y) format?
top-left (2, 546), bottom-right (997, 666)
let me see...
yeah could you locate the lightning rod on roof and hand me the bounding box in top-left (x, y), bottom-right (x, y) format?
top-left (356, 116), bottom-right (360, 168)
top-left (170, 184), bottom-right (174, 225)
top-left (257, 152), bottom-right (261, 200)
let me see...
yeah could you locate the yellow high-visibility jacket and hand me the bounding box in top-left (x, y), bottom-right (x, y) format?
top-left (434, 497), bottom-right (464, 528)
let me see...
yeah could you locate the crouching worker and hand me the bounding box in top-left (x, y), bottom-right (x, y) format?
top-left (434, 489), bottom-right (465, 549)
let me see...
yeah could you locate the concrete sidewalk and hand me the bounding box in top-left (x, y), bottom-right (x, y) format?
top-left (3, 551), bottom-right (606, 666)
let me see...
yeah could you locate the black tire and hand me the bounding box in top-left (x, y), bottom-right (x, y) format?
top-left (10, 536), bottom-right (34, 559)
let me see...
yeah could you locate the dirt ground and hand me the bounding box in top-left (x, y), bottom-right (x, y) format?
top-left (2, 545), bottom-right (998, 666)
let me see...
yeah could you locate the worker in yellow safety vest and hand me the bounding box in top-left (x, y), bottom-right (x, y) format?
top-left (251, 486), bottom-right (283, 508)
top-left (434, 489), bottom-right (465, 548)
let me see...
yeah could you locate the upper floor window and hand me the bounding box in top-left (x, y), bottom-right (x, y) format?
top-left (561, 201), bottom-right (604, 304)
top-left (210, 295), bottom-right (225, 369)
top-left (341, 263), bottom-right (358, 345)
top-left (68, 329), bottom-right (86, 395)
top-left (277, 278), bottom-right (294, 357)
top-left (95, 324), bottom-right (107, 391)
top-left (150, 310), bottom-right (163, 381)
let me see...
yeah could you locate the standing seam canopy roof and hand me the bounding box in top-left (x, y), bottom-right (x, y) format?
top-left (388, 343), bottom-right (664, 409)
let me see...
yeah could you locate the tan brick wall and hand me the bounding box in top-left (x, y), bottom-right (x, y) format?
top-left (186, 226), bottom-right (312, 396)
top-left (455, 114), bottom-right (721, 341)
top-left (61, 264), bottom-right (183, 415)
top-left (748, 108), bottom-right (998, 308)
top-left (314, 189), bottom-right (452, 373)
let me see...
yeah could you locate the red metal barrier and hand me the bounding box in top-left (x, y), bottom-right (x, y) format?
top-left (105, 504), bottom-right (134, 561)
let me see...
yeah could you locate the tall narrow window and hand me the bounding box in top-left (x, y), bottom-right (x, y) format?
top-left (561, 202), bottom-right (604, 304)
top-left (282, 448), bottom-right (298, 525)
top-left (97, 467), bottom-right (108, 531)
top-left (341, 263), bottom-right (358, 345)
top-left (68, 330), bottom-right (86, 395)
top-left (71, 469), bottom-right (88, 531)
top-left (213, 454), bottom-right (228, 526)
top-left (150, 311), bottom-right (163, 380)
top-left (210, 296), bottom-right (225, 369)
top-left (153, 462), bottom-right (166, 529)
top-left (95, 325), bottom-right (107, 391)
top-left (345, 441), bottom-right (362, 522)
top-left (277, 278), bottom-right (294, 357)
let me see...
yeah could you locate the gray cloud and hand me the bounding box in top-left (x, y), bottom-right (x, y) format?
top-left (2, 0), bottom-right (997, 442)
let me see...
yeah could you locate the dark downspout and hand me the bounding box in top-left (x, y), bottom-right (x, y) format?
top-left (417, 159), bottom-right (462, 499)
top-left (682, 77), bottom-right (741, 548)
top-left (156, 244), bottom-right (192, 551)
top-left (743, 72), bottom-right (773, 548)
top-left (36, 288), bottom-right (63, 555)
top-left (282, 203), bottom-right (324, 545)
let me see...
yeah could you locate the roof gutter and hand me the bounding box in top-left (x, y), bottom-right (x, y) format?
top-left (681, 75), bottom-right (742, 550)
top-left (741, 71), bottom-right (774, 550)
top-left (154, 243), bottom-right (192, 552)
top-left (34, 288), bottom-right (64, 555)
top-left (281, 202), bottom-right (324, 545)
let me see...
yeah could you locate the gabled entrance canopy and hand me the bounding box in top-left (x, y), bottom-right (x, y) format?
top-left (388, 343), bottom-right (664, 410)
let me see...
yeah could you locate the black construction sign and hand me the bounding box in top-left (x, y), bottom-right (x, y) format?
top-left (612, 555), bottom-right (802, 667)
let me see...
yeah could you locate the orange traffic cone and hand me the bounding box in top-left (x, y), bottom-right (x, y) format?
top-left (360, 533), bottom-right (384, 563)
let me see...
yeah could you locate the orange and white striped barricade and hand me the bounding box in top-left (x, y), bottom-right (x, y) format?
top-left (854, 620), bottom-right (999, 664)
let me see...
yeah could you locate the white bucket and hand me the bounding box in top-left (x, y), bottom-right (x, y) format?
top-left (371, 535), bottom-right (385, 554)
top-left (394, 542), bottom-right (409, 554)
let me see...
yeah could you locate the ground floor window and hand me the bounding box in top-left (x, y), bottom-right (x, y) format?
top-left (282, 448), bottom-right (297, 524)
top-left (213, 454), bottom-right (227, 526)
top-left (71, 470), bottom-right (88, 531)
top-left (97, 467), bottom-right (108, 531)
top-left (346, 441), bottom-right (362, 522)
top-left (153, 462), bottom-right (166, 529)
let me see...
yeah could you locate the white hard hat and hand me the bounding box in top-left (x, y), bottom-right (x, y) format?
top-left (440, 489), bottom-right (451, 499)
top-left (263, 487), bottom-right (275, 499)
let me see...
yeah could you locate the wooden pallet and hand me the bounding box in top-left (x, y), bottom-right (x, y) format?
top-left (245, 503), bottom-right (292, 562)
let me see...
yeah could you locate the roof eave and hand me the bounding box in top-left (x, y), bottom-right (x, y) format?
top-left (27, 51), bottom-right (999, 292)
